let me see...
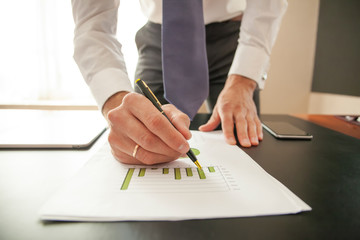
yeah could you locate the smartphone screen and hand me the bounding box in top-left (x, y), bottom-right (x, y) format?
top-left (262, 121), bottom-right (313, 139)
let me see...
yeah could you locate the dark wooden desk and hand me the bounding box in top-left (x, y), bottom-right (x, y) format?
top-left (293, 114), bottom-right (360, 139)
top-left (0, 114), bottom-right (359, 240)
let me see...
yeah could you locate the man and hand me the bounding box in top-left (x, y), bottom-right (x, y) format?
top-left (72, 0), bottom-right (287, 165)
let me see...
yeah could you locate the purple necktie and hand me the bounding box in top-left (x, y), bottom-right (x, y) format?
top-left (162, 0), bottom-right (209, 119)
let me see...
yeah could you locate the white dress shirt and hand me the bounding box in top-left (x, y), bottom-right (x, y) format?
top-left (72, 0), bottom-right (288, 109)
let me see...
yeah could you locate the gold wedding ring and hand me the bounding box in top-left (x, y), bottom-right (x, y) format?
top-left (132, 144), bottom-right (140, 158)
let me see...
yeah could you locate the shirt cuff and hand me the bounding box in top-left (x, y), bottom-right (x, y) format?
top-left (88, 68), bottom-right (134, 110)
top-left (228, 45), bottom-right (270, 89)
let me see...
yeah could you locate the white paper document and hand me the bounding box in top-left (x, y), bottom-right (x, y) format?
top-left (40, 131), bottom-right (311, 221)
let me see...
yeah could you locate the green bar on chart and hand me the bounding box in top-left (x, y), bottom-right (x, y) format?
top-left (163, 168), bottom-right (169, 174)
top-left (186, 168), bottom-right (193, 177)
top-left (121, 168), bottom-right (135, 190)
top-left (208, 166), bottom-right (215, 173)
top-left (191, 148), bottom-right (200, 156)
top-left (174, 168), bottom-right (181, 180)
top-left (197, 168), bottom-right (206, 179)
top-left (138, 168), bottom-right (146, 177)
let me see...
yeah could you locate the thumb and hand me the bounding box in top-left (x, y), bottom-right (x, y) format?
top-left (199, 108), bottom-right (221, 132)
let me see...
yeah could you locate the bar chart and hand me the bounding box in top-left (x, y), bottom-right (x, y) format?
top-left (120, 166), bottom-right (240, 193)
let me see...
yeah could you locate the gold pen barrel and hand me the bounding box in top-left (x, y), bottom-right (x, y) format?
top-left (194, 161), bottom-right (202, 170)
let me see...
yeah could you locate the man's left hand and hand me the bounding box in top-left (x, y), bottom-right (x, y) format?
top-left (199, 74), bottom-right (263, 147)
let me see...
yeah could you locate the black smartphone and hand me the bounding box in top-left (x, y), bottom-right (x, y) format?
top-left (262, 121), bottom-right (313, 140)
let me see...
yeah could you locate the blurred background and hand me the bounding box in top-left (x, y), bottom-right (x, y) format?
top-left (0, 0), bottom-right (359, 114)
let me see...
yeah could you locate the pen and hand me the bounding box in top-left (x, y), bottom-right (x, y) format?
top-left (135, 79), bottom-right (202, 170)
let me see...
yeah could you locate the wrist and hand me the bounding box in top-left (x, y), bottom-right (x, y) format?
top-left (227, 74), bottom-right (257, 92)
top-left (102, 91), bottom-right (129, 119)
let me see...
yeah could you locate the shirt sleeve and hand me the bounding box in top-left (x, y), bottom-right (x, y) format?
top-left (72, 0), bottom-right (133, 110)
top-left (228, 0), bottom-right (288, 89)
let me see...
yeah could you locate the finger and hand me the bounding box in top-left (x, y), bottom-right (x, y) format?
top-left (256, 118), bottom-right (263, 141)
top-left (127, 121), bottom-right (181, 158)
top-left (109, 133), bottom-right (182, 165)
top-left (111, 148), bottom-right (142, 165)
top-left (111, 147), bottom-right (178, 165)
top-left (198, 106), bottom-right (221, 132)
top-left (133, 144), bottom-right (181, 165)
top-left (219, 109), bottom-right (237, 145)
top-left (125, 94), bottom-right (189, 154)
top-left (246, 116), bottom-right (259, 146)
top-left (163, 104), bottom-right (192, 140)
top-left (108, 113), bottom-right (181, 159)
top-left (235, 115), bottom-right (251, 147)
top-left (108, 129), bottom-right (141, 163)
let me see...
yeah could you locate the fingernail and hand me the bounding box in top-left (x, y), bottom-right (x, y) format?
top-left (251, 137), bottom-right (258, 144)
top-left (242, 139), bottom-right (251, 147)
top-left (227, 137), bottom-right (236, 145)
top-left (178, 143), bottom-right (188, 153)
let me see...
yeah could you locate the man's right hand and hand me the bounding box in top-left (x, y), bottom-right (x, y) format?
top-left (102, 91), bottom-right (191, 165)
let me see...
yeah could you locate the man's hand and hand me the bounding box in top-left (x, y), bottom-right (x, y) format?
top-left (103, 91), bottom-right (191, 165)
top-left (199, 75), bottom-right (263, 147)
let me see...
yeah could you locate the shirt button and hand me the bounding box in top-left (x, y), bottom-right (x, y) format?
top-left (262, 73), bottom-right (267, 81)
